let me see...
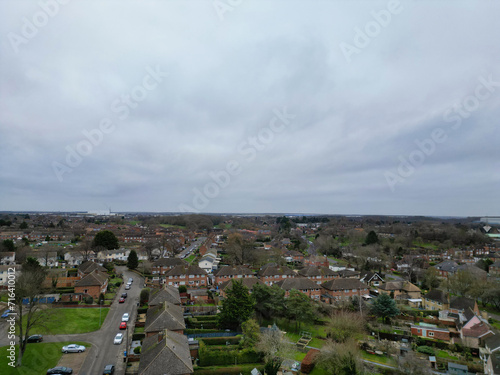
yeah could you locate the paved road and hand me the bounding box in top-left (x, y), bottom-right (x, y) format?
top-left (177, 237), bottom-right (206, 259)
top-left (0, 267), bottom-right (144, 375)
top-left (79, 267), bottom-right (144, 375)
top-left (302, 235), bottom-right (317, 256)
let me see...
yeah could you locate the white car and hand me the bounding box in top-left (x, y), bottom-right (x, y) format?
top-left (122, 313), bottom-right (129, 322)
top-left (62, 344), bottom-right (86, 353)
top-left (114, 333), bottom-right (123, 344)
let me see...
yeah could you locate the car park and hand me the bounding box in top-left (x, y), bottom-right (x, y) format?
top-left (119, 322), bottom-right (127, 330)
top-left (103, 364), bottom-right (115, 374)
top-left (114, 333), bottom-right (123, 344)
top-left (26, 334), bottom-right (43, 343)
top-left (119, 297), bottom-right (125, 303)
top-left (62, 344), bottom-right (86, 353)
top-left (122, 313), bottom-right (129, 322)
top-left (47, 366), bottom-right (73, 374)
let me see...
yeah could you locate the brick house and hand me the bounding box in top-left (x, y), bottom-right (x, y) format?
top-left (283, 250), bottom-right (305, 264)
top-left (144, 301), bottom-right (185, 336)
top-left (411, 323), bottom-right (450, 341)
top-left (320, 279), bottom-right (369, 304)
top-left (74, 270), bottom-right (108, 300)
top-left (257, 264), bottom-right (296, 286)
top-left (165, 265), bottom-right (208, 288)
top-left (433, 260), bottom-right (459, 278)
top-left (275, 277), bottom-right (322, 299)
top-left (77, 260), bottom-right (107, 278)
top-left (359, 272), bottom-right (384, 287)
top-left (151, 258), bottom-right (187, 285)
top-left (378, 281), bottom-right (421, 300)
top-left (460, 315), bottom-right (493, 349)
top-left (303, 255), bottom-right (329, 268)
top-left (298, 266), bottom-right (338, 284)
top-left (213, 265), bottom-right (255, 285)
top-left (149, 286), bottom-right (182, 307)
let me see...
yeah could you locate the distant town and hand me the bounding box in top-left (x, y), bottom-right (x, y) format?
top-left (1, 212), bottom-right (499, 375)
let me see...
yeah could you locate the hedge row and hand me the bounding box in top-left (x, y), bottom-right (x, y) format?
top-left (201, 337), bottom-right (242, 346)
top-left (185, 329), bottom-right (224, 334)
top-left (198, 341), bottom-right (261, 366)
top-left (192, 316), bottom-right (219, 322)
top-left (194, 364), bottom-right (265, 374)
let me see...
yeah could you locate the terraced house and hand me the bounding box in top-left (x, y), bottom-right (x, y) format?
top-left (320, 278), bottom-right (369, 304)
top-left (275, 277), bottom-right (322, 299)
top-left (298, 266), bottom-right (338, 284)
top-left (213, 265), bottom-right (254, 285)
top-left (257, 264), bottom-right (295, 286)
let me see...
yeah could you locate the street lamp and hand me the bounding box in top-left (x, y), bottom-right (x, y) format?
top-left (99, 299), bottom-right (102, 327)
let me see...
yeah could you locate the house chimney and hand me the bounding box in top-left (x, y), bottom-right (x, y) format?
top-left (158, 330), bottom-right (166, 343)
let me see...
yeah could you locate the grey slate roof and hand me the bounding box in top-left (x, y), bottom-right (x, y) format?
top-left (321, 278), bottom-right (368, 291)
top-left (434, 260), bottom-right (459, 273)
top-left (145, 301), bottom-right (185, 333)
top-left (298, 266), bottom-right (336, 278)
top-left (138, 330), bottom-right (193, 375)
top-left (257, 265), bottom-right (295, 277)
top-left (219, 278), bottom-right (264, 292)
top-left (423, 289), bottom-right (448, 304)
top-left (153, 257), bottom-right (186, 268)
top-left (74, 270), bottom-right (107, 287)
top-left (275, 277), bottom-right (320, 291)
top-left (213, 265), bottom-right (254, 277)
top-left (149, 286), bottom-right (182, 306)
top-left (78, 260), bottom-right (107, 274)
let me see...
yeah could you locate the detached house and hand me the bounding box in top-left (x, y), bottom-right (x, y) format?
top-left (138, 329), bottom-right (194, 375)
top-left (74, 270), bottom-right (108, 300)
top-left (423, 289), bottom-right (449, 311)
top-left (434, 261), bottom-right (459, 278)
top-left (165, 265), bottom-right (208, 288)
top-left (360, 272), bottom-right (384, 287)
top-left (460, 315), bottom-right (493, 349)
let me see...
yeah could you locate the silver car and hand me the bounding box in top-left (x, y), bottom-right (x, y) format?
top-left (62, 344), bottom-right (86, 353)
top-left (114, 333), bottom-right (123, 344)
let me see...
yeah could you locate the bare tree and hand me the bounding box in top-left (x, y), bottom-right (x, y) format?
top-left (256, 329), bottom-right (293, 375)
top-left (397, 351), bottom-right (432, 374)
top-left (316, 339), bottom-right (364, 375)
top-left (77, 239), bottom-right (94, 261)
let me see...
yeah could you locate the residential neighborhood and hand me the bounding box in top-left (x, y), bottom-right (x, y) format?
top-left (1, 212), bottom-right (500, 374)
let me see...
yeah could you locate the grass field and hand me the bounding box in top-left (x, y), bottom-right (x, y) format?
top-left (0, 341), bottom-right (89, 375)
top-left (159, 224), bottom-right (186, 229)
top-left (361, 350), bottom-right (396, 366)
top-left (436, 350), bottom-right (459, 360)
top-left (21, 308), bottom-right (109, 335)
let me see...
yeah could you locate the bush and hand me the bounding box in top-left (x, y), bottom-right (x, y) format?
top-left (179, 285), bottom-right (187, 293)
top-left (115, 281), bottom-right (121, 287)
top-left (132, 333), bottom-right (145, 341)
top-left (417, 346), bottom-right (435, 356)
top-left (201, 337), bottom-right (242, 346)
top-left (133, 346), bottom-right (141, 354)
top-left (85, 296), bottom-right (94, 304)
top-left (198, 340), bottom-right (261, 366)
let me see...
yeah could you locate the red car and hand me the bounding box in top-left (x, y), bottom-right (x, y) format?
top-left (118, 298), bottom-right (125, 303)
top-left (119, 322), bottom-right (127, 330)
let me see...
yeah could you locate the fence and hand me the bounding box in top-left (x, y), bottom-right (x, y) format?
top-left (187, 331), bottom-right (240, 339)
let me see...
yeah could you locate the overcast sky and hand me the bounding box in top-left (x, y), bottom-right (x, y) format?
top-left (1, 0), bottom-right (499, 216)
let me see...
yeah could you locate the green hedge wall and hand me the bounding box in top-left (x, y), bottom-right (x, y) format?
top-left (198, 341), bottom-right (262, 366)
top-left (201, 337), bottom-right (242, 346)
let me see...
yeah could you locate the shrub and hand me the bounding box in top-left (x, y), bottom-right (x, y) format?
top-left (198, 340), bottom-right (261, 366)
top-left (417, 346), bottom-right (435, 356)
top-left (133, 346), bottom-right (141, 354)
top-left (85, 296), bottom-right (94, 304)
top-left (115, 281), bottom-right (121, 287)
top-left (132, 333), bottom-right (145, 341)
top-left (179, 285), bottom-right (187, 293)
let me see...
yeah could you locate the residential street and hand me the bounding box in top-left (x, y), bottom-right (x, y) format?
top-left (0, 267), bottom-right (143, 375)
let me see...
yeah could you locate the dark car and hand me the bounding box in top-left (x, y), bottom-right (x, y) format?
top-left (121, 293), bottom-right (127, 298)
top-left (26, 334), bottom-right (43, 343)
top-left (47, 366), bottom-right (73, 374)
top-left (103, 364), bottom-right (115, 374)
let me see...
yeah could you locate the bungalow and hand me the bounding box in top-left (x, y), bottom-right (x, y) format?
top-left (218, 278), bottom-right (264, 298)
top-left (257, 264), bottom-right (296, 286)
top-left (138, 329), bottom-right (194, 375)
top-left (74, 270), bottom-right (108, 300)
top-left (213, 265), bottom-right (254, 286)
top-left (298, 266), bottom-right (338, 284)
top-left (144, 301), bottom-right (185, 336)
top-left (149, 286), bottom-right (182, 306)
top-left (411, 323), bottom-right (450, 341)
top-left (275, 277), bottom-right (322, 299)
top-left (321, 279), bottom-right (369, 304)
top-left (165, 265), bottom-right (208, 288)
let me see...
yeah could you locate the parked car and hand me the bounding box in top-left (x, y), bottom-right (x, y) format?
top-left (121, 293), bottom-right (127, 298)
top-left (1, 309), bottom-right (13, 318)
top-left (128, 278), bottom-right (133, 283)
top-left (122, 313), bottom-right (129, 322)
top-left (103, 364), bottom-right (115, 374)
top-left (62, 344), bottom-right (86, 353)
top-left (118, 298), bottom-right (125, 303)
top-left (125, 285), bottom-right (130, 290)
top-left (26, 334), bottom-right (43, 343)
top-left (47, 366), bottom-right (73, 374)
top-left (114, 333), bottom-right (123, 344)
top-left (119, 322), bottom-right (127, 330)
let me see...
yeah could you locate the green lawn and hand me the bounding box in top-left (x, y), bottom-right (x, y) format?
top-left (21, 308), bottom-right (109, 335)
top-left (0, 341), bottom-right (89, 375)
top-left (361, 351), bottom-right (396, 366)
top-left (437, 350), bottom-right (459, 360)
top-left (185, 254), bottom-right (196, 264)
top-left (159, 224), bottom-right (186, 229)
top-left (490, 319), bottom-right (500, 330)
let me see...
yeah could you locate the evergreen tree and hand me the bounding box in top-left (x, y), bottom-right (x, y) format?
top-left (217, 280), bottom-right (255, 330)
top-left (92, 230), bottom-right (119, 250)
top-left (371, 293), bottom-right (400, 323)
top-left (365, 230), bottom-right (379, 245)
top-left (127, 250), bottom-right (139, 270)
